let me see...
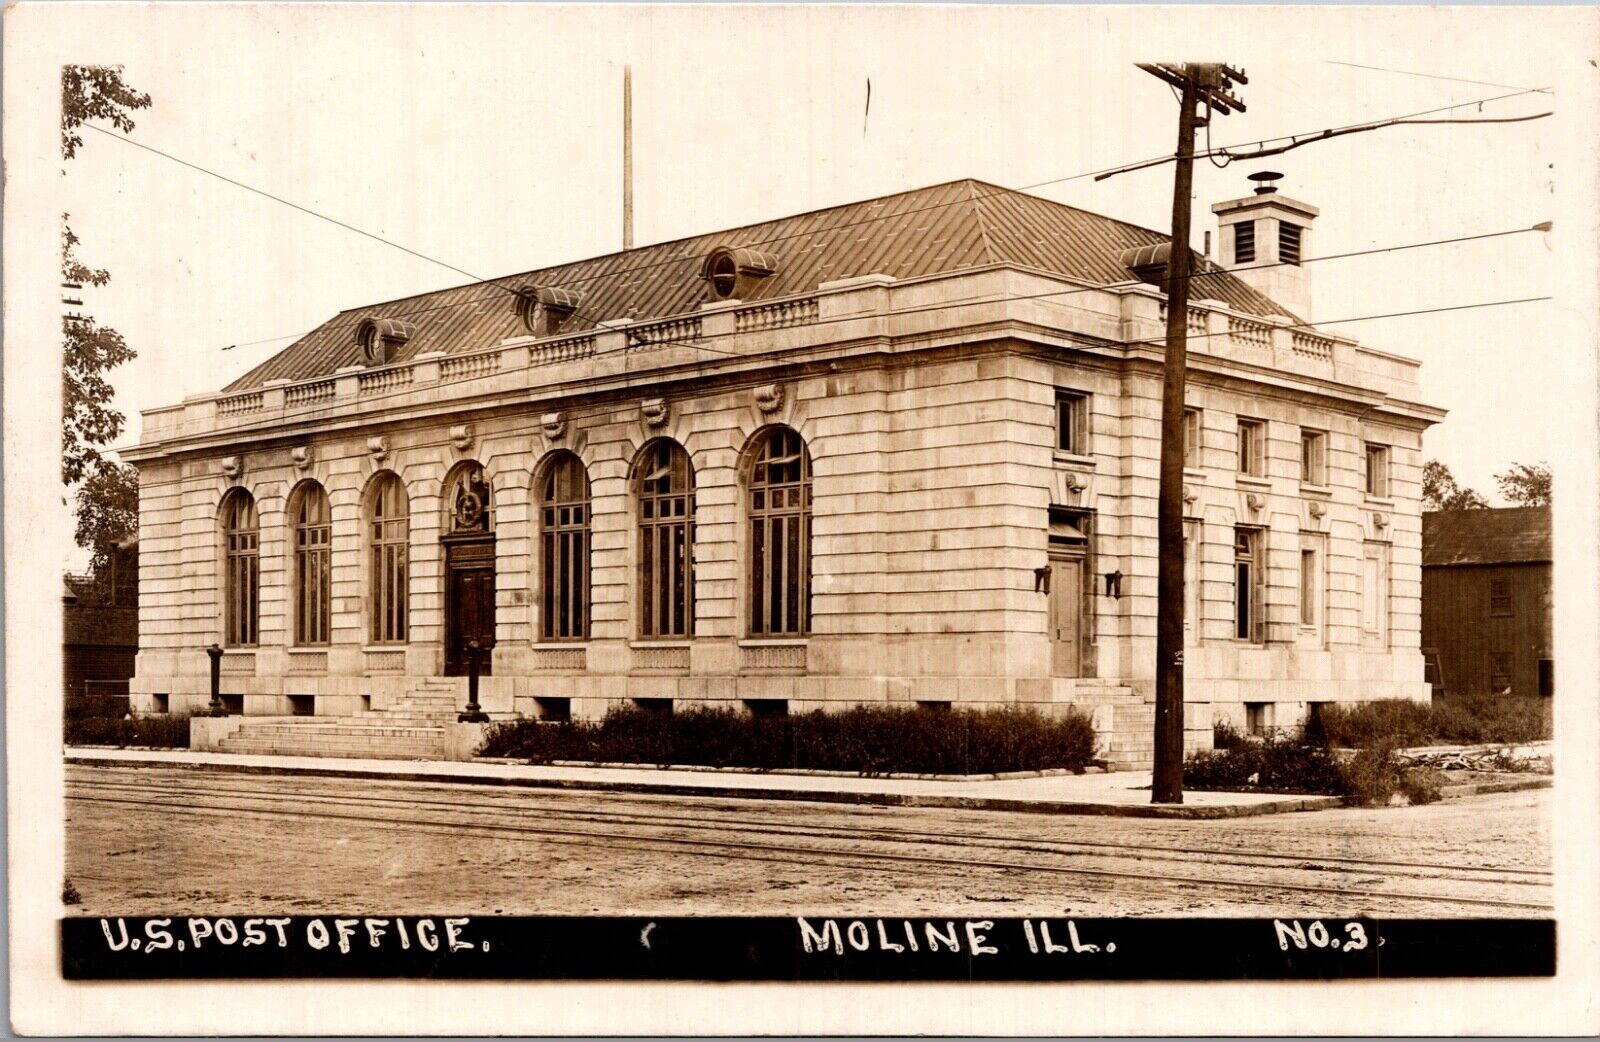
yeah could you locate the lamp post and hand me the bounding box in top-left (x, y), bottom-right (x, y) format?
top-left (205, 644), bottom-right (227, 717)
top-left (458, 639), bottom-right (491, 723)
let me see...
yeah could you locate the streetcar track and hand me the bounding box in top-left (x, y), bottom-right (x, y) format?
top-left (66, 789), bottom-right (1553, 913)
top-left (68, 773), bottom-right (1553, 884)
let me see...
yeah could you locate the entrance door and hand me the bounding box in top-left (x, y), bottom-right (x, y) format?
top-left (445, 554), bottom-right (496, 677)
top-left (1049, 555), bottom-right (1084, 676)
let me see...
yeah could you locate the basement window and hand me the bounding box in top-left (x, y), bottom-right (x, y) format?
top-left (745, 699), bottom-right (788, 719)
top-left (1233, 220), bottom-right (1257, 265)
top-left (1245, 702), bottom-right (1268, 737)
top-left (1278, 222), bottom-right (1303, 265)
top-left (288, 694), bottom-right (314, 717)
top-left (535, 697), bottom-right (572, 722)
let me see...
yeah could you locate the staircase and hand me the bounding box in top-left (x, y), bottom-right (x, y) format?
top-left (1065, 682), bottom-right (1155, 772)
top-left (213, 678), bottom-right (466, 761)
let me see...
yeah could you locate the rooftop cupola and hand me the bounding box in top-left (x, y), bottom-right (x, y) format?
top-left (1210, 171), bottom-right (1319, 319)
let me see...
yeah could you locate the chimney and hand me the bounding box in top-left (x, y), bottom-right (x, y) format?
top-left (1210, 171), bottom-right (1319, 319)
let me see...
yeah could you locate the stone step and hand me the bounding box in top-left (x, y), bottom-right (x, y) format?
top-left (219, 743), bottom-right (445, 761)
top-left (230, 723), bottom-right (445, 738)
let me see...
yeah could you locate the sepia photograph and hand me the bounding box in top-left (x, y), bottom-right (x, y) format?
top-left (6, 3), bottom-right (1599, 1035)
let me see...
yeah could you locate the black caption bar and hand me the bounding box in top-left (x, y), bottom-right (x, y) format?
top-left (62, 916), bottom-right (1554, 981)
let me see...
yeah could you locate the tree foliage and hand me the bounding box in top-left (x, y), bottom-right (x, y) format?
top-left (61, 64), bottom-right (151, 161)
top-left (61, 64), bottom-right (150, 571)
top-left (73, 461), bottom-right (139, 577)
top-left (1421, 459), bottom-right (1488, 512)
top-left (62, 226), bottom-right (136, 486)
top-left (1495, 462), bottom-right (1552, 506)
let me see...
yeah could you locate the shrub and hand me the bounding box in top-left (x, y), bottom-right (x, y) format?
top-left (479, 703), bottom-right (1098, 775)
top-left (1317, 694), bottom-right (1551, 749)
top-left (1397, 766), bottom-right (1445, 805)
top-left (1337, 743), bottom-right (1402, 806)
top-left (1184, 734), bottom-right (1345, 795)
top-left (64, 713), bottom-right (191, 749)
top-left (1212, 720), bottom-right (1247, 750)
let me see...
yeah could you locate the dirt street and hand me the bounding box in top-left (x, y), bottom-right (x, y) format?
top-left (65, 762), bottom-right (1551, 918)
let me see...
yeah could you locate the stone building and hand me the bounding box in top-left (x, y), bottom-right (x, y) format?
top-left (125, 178), bottom-right (1441, 764)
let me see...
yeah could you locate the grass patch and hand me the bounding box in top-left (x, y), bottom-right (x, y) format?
top-left (1319, 693), bottom-right (1550, 749)
top-left (64, 701), bottom-right (190, 749)
top-left (480, 703), bottom-right (1098, 776)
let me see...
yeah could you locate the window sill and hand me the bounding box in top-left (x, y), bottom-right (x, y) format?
top-left (738, 638), bottom-right (808, 648)
top-left (363, 644), bottom-right (407, 653)
top-left (1364, 496), bottom-right (1395, 507)
top-left (1300, 484), bottom-right (1333, 497)
top-left (1235, 475), bottom-right (1271, 489)
top-left (1183, 467), bottom-right (1206, 479)
top-left (531, 641), bottom-right (588, 650)
top-left (631, 640), bottom-right (693, 649)
top-left (1053, 451), bottom-right (1096, 468)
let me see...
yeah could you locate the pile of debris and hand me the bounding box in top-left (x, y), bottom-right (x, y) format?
top-left (1397, 746), bottom-right (1552, 775)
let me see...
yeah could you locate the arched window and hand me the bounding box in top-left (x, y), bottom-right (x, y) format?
top-left (636, 440), bottom-right (695, 638)
top-left (291, 482), bottom-right (331, 645)
top-left (747, 427), bottom-right (812, 636)
top-left (221, 490), bottom-right (259, 647)
top-left (539, 453), bottom-right (590, 641)
top-left (368, 473), bottom-right (409, 644)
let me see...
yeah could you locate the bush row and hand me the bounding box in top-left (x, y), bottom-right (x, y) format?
top-left (64, 713), bottom-right (191, 749)
top-left (1183, 735), bottom-right (1444, 807)
top-left (1317, 693), bottom-right (1550, 749)
top-left (480, 703), bottom-right (1098, 775)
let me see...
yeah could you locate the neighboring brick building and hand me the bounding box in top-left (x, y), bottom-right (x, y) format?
top-left (1421, 507), bottom-right (1553, 699)
top-left (123, 178), bottom-right (1442, 763)
top-left (63, 539), bottom-right (140, 706)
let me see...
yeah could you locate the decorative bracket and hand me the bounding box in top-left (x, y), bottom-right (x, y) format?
top-left (366, 436), bottom-right (389, 464)
top-left (641, 398), bottom-right (670, 429)
top-left (1307, 500), bottom-right (1326, 519)
top-left (1245, 492), bottom-right (1266, 512)
top-left (1063, 471), bottom-right (1087, 494)
top-left (289, 446), bottom-right (313, 472)
top-left (1372, 511), bottom-right (1389, 530)
top-left (753, 383), bottom-right (784, 415)
top-left (449, 424), bottom-right (475, 453)
top-left (540, 411), bottom-right (566, 441)
top-left (220, 455), bottom-right (244, 481)
top-left (1182, 484), bottom-right (1197, 505)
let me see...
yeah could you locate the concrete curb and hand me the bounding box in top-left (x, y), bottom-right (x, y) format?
top-left (65, 753), bottom-right (1341, 819)
top-left (1439, 776), bottom-right (1552, 799)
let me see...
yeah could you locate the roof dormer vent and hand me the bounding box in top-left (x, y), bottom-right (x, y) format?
top-left (700, 246), bottom-right (778, 301)
top-left (355, 318), bottom-right (414, 366)
top-left (514, 285), bottom-right (583, 337)
top-left (1119, 241), bottom-right (1172, 290)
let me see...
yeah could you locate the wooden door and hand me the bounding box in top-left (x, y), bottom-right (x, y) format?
top-left (446, 566), bottom-right (496, 677)
top-left (1049, 556), bottom-right (1084, 676)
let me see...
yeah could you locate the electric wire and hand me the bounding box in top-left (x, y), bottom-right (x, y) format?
top-left (83, 81), bottom-right (1550, 359)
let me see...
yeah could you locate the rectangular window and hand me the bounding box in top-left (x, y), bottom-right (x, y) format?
top-left (1245, 702), bottom-right (1267, 737)
top-left (1278, 222), bottom-right (1302, 265)
top-left (370, 517), bottom-right (409, 644)
top-left (1489, 575), bottom-right (1513, 617)
top-left (1489, 652), bottom-right (1513, 693)
top-left (1361, 542), bottom-right (1391, 647)
top-left (1234, 527), bottom-right (1265, 643)
top-left (1237, 418), bottom-right (1265, 477)
top-left (1183, 520), bottom-right (1202, 645)
top-left (225, 535), bottom-right (258, 647)
top-left (1299, 429), bottom-right (1327, 485)
top-left (1364, 443), bottom-right (1390, 497)
top-left (1234, 220), bottom-right (1256, 265)
top-left (1299, 549), bottom-right (1317, 627)
top-left (1056, 390), bottom-right (1089, 454)
top-left (1183, 408), bottom-right (1202, 468)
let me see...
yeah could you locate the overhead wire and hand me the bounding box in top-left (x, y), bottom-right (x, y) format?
top-left (85, 80), bottom-right (1551, 359)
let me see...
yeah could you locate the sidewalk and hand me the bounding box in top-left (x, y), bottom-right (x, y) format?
top-left (66, 747), bottom-right (1346, 819)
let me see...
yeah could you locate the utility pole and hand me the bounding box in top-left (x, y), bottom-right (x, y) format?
top-left (1137, 63), bottom-right (1247, 804)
